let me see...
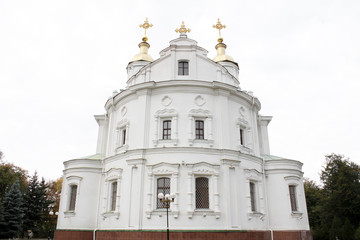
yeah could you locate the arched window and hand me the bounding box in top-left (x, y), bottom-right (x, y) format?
top-left (157, 177), bottom-right (170, 208)
top-left (195, 177), bottom-right (209, 209)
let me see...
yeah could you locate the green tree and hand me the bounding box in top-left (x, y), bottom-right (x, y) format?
top-left (355, 224), bottom-right (360, 240)
top-left (39, 177), bottom-right (62, 238)
top-left (341, 218), bottom-right (355, 240)
top-left (0, 156), bottom-right (28, 201)
top-left (0, 180), bottom-right (24, 238)
top-left (22, 172), bottom-right (52, 237)
top-left (320, 154), bottom-right (360, 226)
top-left (329, 216), bottom-right (342, 240)
top-left (304, 179), bottom-right (322, 228)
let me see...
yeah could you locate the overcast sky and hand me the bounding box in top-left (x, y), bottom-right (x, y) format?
top-left (0, 0), bottom-right (359, 183)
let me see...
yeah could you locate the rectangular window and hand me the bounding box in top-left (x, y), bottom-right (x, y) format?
top-left (240, 128), bottom-right (245, 145)
top-left (178, 61), bottom-right (189, 75)
top-left (162, 120), bottom-right (171, 140)
top-left (69, 185), bottom-right (77, 211)
top-left (157, 177), bottom-right (170, 209)
top-left (289, 185), bottom-right (298, 212)
top-left (111, 182), bottom-right (117, 211)
top-left (195, 177), bottom-right (209, 209)
top-left (250, 182), bottom-right (257, 212)
top-left (195, 120), bottom-right (204, 139)
top-left (122, 129), bottom-right (126, 145)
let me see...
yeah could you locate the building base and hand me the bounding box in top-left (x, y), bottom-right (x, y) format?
top-left (54, 229), bottom-right (312, 240)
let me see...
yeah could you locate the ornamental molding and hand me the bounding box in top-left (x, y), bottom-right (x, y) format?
top-left (117, 118), bottom-right (129, 128)
top-left (161, 96), bottom-right (172, 106)
top-left (244, 169), bottom-right (263, 180)
top-left (284, 175), bottom-right (301, 182)
top-left (104, 168), bottom-right (123, 181)
top-left (188, 109), bottom-right (212, 118)
top-left (194, 95), bottom-right (206, 106)
top-left (239, 106), bottom-right (246, 117)
top-left (221, 159), bottom-right (241, 167)
top-left (154, 108), bottom-right (178, 118)
top-left (121, 106), bottom-right (127, 116)
top-left (236, 117), bottom-right (249, 126)
top-left (186, 162), bottom-right (220, 175)
top-left (147, 162), bottom-right (180, 176)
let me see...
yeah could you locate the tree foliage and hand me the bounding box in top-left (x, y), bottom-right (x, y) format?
top-left (306, 153), bottom-right (360, 240)
top-left (0, 158), bottom-right (28, 201)
top-left (0, 181), bottom-right (24, 238)
top-left (22, 172), bottom-right (53, 236)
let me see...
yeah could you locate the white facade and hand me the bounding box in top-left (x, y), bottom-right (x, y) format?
top-left (57, 34), bottom-right (310, 232)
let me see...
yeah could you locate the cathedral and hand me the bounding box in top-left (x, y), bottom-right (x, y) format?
top-left (55, 19), bottom-right (312, 240)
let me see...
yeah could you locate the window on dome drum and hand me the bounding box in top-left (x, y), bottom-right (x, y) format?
top-left (111, 182), bottom-right (117, 211)
top-left (157, 177), bottom-right (170, 209)
top-left (69, 185), bottom-right (77, 211)
top-left (240, 128), bottom-right (245, 145)
top-left (122, 129), bottom-right (126, 145)
top-left (195, 120), bottom-right (204, 139)
top-left (289, 185), bottom-right (298, 212)
top-left (178, 61), bottom-right (189, 75)
top-left (195, 177), bottom-right (209, 209)
top-left (250, 182), bottom-right (257, 212)
top-left (162, 120), bottom-right (171, 140)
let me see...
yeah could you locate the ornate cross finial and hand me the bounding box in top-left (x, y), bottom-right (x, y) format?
top-left (213, 18), bottom-right (226, 36)
top-left (139, 18), bottom-right (153, 41)
top-left (175, 21), bottom-right (191, 35)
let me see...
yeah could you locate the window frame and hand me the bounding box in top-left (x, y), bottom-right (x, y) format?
top-left (162, 120), bottom-right (172, 140)
top-left (64, 175), bottom-right (82, 217)
top-left (68, 184), bottom-right (77, 211)
top-left (249, 181), bottom-right (257, 212)
top-left (240, 128), bottom-right (245, 146)
top-left (110, 181), bottom-right (118, 211)
top-left (156, 177), bottom-right (171, 209)
top-left (116, 119), bottom-right (129, 153)
top-left (188, 109), bottom-right (213, 147)
top-left (195, 120), bottom-right (205, 140)
top-left (289, 185), bottom-right (298, 212)
top-left (178, 61), bottom-right (189, 76)
top-left (153, 108), bottom-right (178, 147)
top-left (236, 117), bottom-right (252, 153)
top-left (195, 177), bottom-right (209, 209)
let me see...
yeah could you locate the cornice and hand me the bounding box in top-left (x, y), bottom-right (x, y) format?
top-left (104, 80), bottom-right (261, 112)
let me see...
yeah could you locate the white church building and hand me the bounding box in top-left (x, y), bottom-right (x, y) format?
top-left (55, 20), bottom-right (312, 240)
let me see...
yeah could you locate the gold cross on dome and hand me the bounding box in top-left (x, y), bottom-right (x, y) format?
top-left (139, 18), bottom-right (153, 36)
top-left (213, 18), bottom-right (226, 36)
top-left (175, 21), bottom-right (191, 34)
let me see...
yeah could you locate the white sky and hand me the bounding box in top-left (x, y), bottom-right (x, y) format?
top-left (0, 0), bottom-right (359, 183)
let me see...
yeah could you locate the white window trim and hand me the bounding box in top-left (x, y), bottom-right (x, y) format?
top-left (236, 118), bottom-right (252, 154)
top-left (145, 163), bottom-right (180, 219)
top-left (186, 162), bottom-right (220, 219)
top-left (116, 119), bottom-right (129, 153)
top-left (188, 109), bottom-right (213, 147)
top-left (153, 109), bottom-right (178, 147)
top-left (244, 169), bottom-right (265, 220)
top-left (177, 59), bottom-right (190, 78)
top-left (64, 175), bottom-right (82, 218)
top-left (102, 168), bottom-right (123, 219)
top-left (284, 176), bottom-right (303, 218)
